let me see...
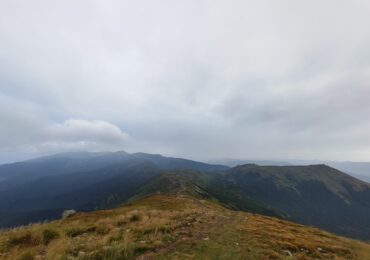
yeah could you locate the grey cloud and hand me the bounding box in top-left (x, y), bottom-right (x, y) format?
top-left (1, 1), bottom-right (370, 162)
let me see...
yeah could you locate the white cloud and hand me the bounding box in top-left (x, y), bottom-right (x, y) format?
top-left (0, 96), bottom-right (130, 160)
top-left (48, 119), bottom-right (129, 145)
top-left (23, 119), bottom-right (130, 155)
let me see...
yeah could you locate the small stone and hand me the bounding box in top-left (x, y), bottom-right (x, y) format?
top-left (62, 209), bottom-right (77, 219)
top-left (203, 237), bottom-right (209, 241)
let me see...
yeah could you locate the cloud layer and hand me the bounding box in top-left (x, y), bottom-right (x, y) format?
top-left (1, 1), bottom-right (370, 162)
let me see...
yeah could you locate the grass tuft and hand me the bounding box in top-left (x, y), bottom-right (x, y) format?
top-left (80, 244), bottom-right (135, 260)
top-left (42, 229), bottom-right (59, 245)
top-left (65, 226), bottom-right (96, 237)
top-left (6, 231), bottom-right (40, 248)
top-left (17, 251), bottom-right (35, 260)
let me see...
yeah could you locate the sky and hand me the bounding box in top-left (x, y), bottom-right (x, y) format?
top-left (1, 0), bottom-right (370, 163)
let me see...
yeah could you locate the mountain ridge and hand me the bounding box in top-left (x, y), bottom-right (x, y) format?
top-left (224, 164), bottom-right (370, 239)
top-left (1, 152), bottom-right (370, 240)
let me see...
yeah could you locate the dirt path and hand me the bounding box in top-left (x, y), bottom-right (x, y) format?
top-left (136, 197), bottom-right (238, 259)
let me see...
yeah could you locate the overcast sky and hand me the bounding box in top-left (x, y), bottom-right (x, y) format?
top-left (1, 1), bottom-right (370, 163)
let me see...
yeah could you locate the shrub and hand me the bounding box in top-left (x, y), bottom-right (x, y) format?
top-left (115, 217), bottom-right (128, 227)
top-left (158, 226), bottom-right (172, 234)
top-left (129, 215), bottom-right (141, 222)
top-left (42, 229), bottom-right (59, 244)
top-left (65, 226), bottom-right (96, 237)
top-left (7, 231), bottom-right (40, 248)
top-left (133, 245), bottom-right (151, 255)
top-left (107, 233), bottom-right (123, 243)
top-left (95, 224), bottom-right (110, 235)
top-left (18, 251), bottom-right (34, 260)
top-left (140, 227), bottom-right (155, 235)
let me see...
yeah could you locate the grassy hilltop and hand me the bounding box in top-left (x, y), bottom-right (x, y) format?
top-left (1, 194), bottom-right (370, 260)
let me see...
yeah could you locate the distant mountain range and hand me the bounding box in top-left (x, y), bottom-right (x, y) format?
top-left (0, 151), bottom-right (227, 228)
top-left (1, 151), bottom-right (370, 241)
top-left (209, 159), bottom-right (370, 183)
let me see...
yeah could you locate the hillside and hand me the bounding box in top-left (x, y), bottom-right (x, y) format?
top-left (225, 164), bottom-right (370, 239)
top-left (129, 170), bottom-right (282, 218)
top-left (0, 152), bottom-right (227, 228)
top-left (320, 161), bottom-right (370, 183)
top-left (1, 194), bottom-right (370, 260)
top-left (1, 153), bottom-right (370, 241)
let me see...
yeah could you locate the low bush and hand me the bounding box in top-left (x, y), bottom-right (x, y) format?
top-left (7, 231), bottom-right (40, 248)
top-left (65, 226), bottom-right (96, 237)
top-left (115, 217), bottom-right (128, 227)
top-left (42, 229), bottom-right (59, 244)
top-left (129, 215), bottom-right (141, 222)
top-left (95, 224), bottom-right (111, 235)
top-left (18, 251), bottom-right (35, 260)
top-left (107, 233), bottom-right (123, 243)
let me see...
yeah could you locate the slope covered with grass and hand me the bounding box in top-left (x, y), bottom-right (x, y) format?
top-left (1, 194), bottom-right (369, 260)
top-left (225, 164), bottom-right (370, 239)
top-left (130, 170), bottom-right (282, 218)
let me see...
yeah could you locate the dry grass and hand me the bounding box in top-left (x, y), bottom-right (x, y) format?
top-left (0, 194), bottom-right (369, 260)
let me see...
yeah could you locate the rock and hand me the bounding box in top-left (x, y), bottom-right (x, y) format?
top-left (62, 209), bottom-right (77, 219)
top-left (203, 237), bottom-right (209, 241)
